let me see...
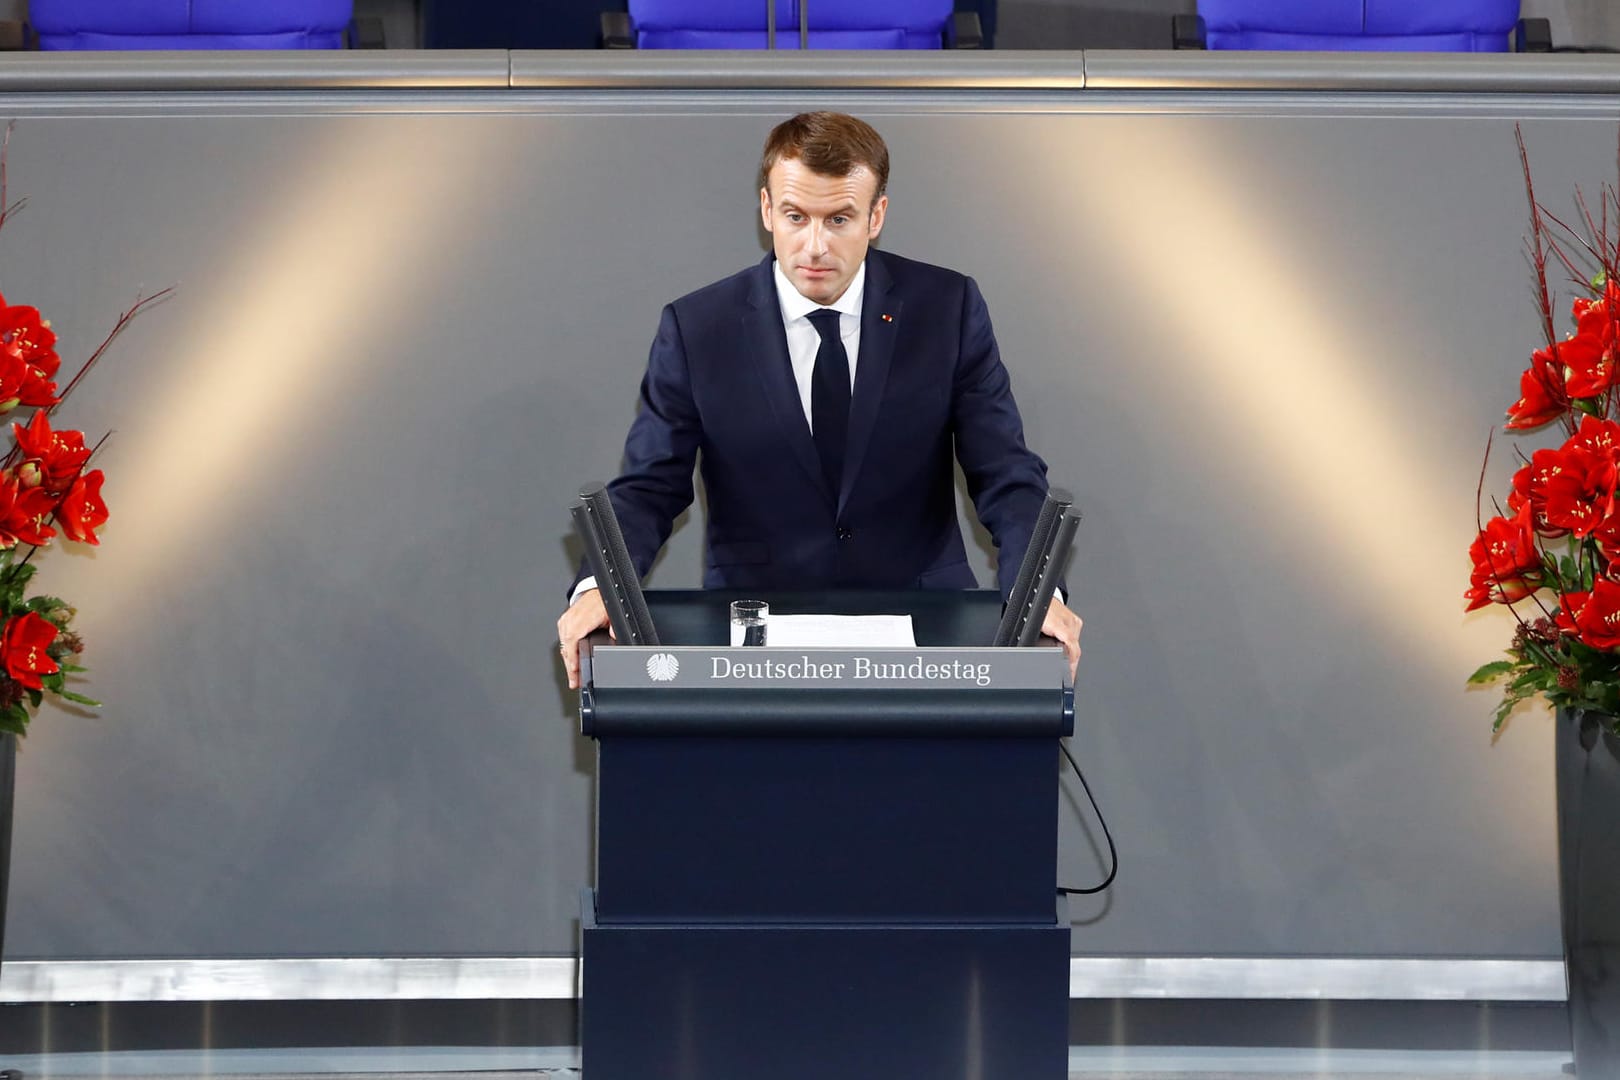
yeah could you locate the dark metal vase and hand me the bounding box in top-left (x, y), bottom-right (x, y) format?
top-left (1, 732), bottom-right (19, 1080)
top-left (1557, 708), bottom-right (1620, 1075)
top-left (0, 733), bottom-right (11, 971)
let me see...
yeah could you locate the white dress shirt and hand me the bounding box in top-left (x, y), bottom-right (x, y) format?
top-left (773, 259), bottom-right (864, 432)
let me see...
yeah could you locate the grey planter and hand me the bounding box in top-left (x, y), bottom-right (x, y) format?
top-left (1557, 708), bottom-right (1620, 1075)
top-left (0, 732), bottom-right (11, 973)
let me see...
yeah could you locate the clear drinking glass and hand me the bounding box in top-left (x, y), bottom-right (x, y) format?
top-left (730, 600), bottom-right (769, 646)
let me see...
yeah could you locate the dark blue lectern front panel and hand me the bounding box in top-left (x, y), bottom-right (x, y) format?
top-left (595, 733), bottom-right (1059, 923)
top-left (582, 890), bottom-right (1071, 1080)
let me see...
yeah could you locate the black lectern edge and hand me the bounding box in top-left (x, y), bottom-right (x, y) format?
top-left (583, 886), bottom-right (1074, 932)
top-left (583, 687), bottom-right (1071, 736)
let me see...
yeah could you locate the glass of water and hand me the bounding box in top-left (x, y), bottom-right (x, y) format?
top-left (730, 600), bottom-right (769, 646)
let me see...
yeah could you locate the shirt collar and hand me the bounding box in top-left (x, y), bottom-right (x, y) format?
top-left (773, 258), bottom-right (866, 324)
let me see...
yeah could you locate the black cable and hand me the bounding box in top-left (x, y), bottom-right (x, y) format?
top-left (1057, 738), bottom-right (1117, 896)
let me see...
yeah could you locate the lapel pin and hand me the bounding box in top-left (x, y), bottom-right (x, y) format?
top-left (881, 313), bottom-right (893, 322)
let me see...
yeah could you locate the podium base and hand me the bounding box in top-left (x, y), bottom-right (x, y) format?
top-left (580, 889), bottom-right (1070, 1080)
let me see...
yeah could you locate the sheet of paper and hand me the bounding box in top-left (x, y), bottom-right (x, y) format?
top-left (763, 613), bottom-right (916, 648)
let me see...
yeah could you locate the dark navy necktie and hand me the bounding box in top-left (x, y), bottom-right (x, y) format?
top-left (807, 308), bottom-right (851, 495)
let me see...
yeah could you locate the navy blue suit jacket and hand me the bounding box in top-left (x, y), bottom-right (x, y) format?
top-left (598, 249), bottom-right (1051, 598)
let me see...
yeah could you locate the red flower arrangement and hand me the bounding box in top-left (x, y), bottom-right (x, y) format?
top-left (0, 128), bottom-right (166, 736)
top-left (1469, 129), bottom-right (1620, 732)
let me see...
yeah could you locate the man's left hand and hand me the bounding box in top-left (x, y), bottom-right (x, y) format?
top-left (1042, 596), bottom-right (1083, 681)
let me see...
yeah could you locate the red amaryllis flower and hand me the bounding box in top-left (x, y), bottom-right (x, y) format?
top-left (58, 469), bottom-right (106, 545)
top-left (0, 351), bottom-right (30, 412)
top-left (1569, 414), bottom-right (1620, 462)
top-left (1534, 442), bottom-right (1618, 537)
top-left (0, 611), bottom-right (58, 691)
top-left (1572, 277), bottom-right (1620, 331)
top-left (1512, 446), bottom-right (1588, 538)
top-left (1562, 330), bottom-right (1618, 400)
top-left (1555, 591), bottom-right (1587, 639)
top-left (0, 302), bottom-right (60, 378)
top-left (12, 409), bottom-right (90, 494)
top-left (1466, 502), bottom-right (1545, 611)
top-left (15, 365), bottom-right (59, 409)
top-left (1556, 578), bottom-right (1620, 651)
top-left (1507, 344), bottom-right (1572, 430)
top-left (0, 475), bottom-right (56, 548)
top-left (1565, 284), bottom-right (1620, 399)
top-left (1506, 461), bottom-right (1544, 527)
top-left (0, 352), bottom-right (53, 410)
top-left (1593, 511), bottom-right (1620, 573)
top-left (1508, 455), bottom-right (1576, 538)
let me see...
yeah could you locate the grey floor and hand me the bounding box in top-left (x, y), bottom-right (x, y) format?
top-left (0, 1047), bottom-right (1576, 1079)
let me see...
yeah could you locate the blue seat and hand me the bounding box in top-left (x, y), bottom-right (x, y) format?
top-left (29, 0), bottom-right (354, 50)
top-left (1175, 0), bottom-right (1540, 52)
top-left (602, 0), bottom-right (976, 48)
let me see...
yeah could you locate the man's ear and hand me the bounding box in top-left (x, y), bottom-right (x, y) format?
top-left (760, 187), bottom-right (773, 234)
top-left (868, 194), bottom-right (888, 240)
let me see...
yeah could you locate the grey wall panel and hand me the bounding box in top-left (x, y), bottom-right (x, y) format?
top-left (0, 88), bottom-right (1598, 963)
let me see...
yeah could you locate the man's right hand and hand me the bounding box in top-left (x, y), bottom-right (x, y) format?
top-left (558, 588), bottom-right (610, 690)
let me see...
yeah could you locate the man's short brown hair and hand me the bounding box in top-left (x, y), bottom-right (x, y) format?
top-left (759, 112), bottom-right (890, 204)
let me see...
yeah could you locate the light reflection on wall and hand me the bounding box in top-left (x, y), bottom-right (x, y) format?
top-left (86, 121), bottom-right (502, 626)
top-left (1055, 125), bottom-right (1517, 702)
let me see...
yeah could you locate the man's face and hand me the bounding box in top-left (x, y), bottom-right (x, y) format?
top-left (760, 157), bottom-right (888, 306)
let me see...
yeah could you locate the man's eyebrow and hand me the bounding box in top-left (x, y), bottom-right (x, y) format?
top-left (775, 198), bottom-right (860, 217)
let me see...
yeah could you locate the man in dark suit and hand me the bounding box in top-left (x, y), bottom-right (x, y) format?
top-left (559, 112), bottom-right (1081, 687)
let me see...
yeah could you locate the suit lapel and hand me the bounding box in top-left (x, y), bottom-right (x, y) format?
top-left (744, 257), bottom-right (835, 506)
top-left (840, 253), bottom-right (900, 513)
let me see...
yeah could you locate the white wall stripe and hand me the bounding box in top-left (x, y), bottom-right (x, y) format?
top-left (0, 957), bottom-right (1566, 1004)
top-left (1066, 957), bottom-right (1567, 1002)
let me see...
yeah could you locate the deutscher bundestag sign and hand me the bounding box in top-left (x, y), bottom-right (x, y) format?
top-left (589, 647), bottom-right (1065, 690)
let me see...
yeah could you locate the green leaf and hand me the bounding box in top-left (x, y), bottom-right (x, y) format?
top-left (1468, 660), bottom-right (1518, 685)
top-left (56, 689), bottom-right (99, 707)
top-left (1591, 684), bottom-right (1620, 714)
top-left (1576, 398), bottom-right (1604, 417)
top-left (0, 705), bottom-right (24, 736)
top-left (26, 595), bottom-right (68, 620)
top-left (1509, 666), bottom-right (1555, 693)
top-left (56, 662), bottom-right (86, 673)
top-left (38, 671), bottom-right (63, 692)
top-left (1494, 693), bottom-right (1527, 732)
top-left (0, 563), bottom-right (36, 614)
